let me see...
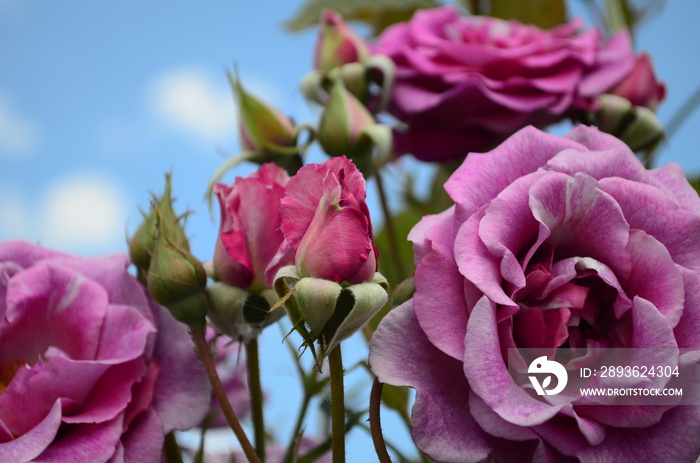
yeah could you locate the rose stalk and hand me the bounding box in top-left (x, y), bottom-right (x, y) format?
top-left (274, 156), bottom-right (388, 463)
top-left (209, 162), bottom-right (297, 461)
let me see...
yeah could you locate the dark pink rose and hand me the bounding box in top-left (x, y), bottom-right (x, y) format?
top-left (0, 241), bottom-right (211, 463)
top-left (281, 156), bottom-right (377, 284)
top-left (213, 163), bottom-right (295, 291)
top-left (370, 126), bottom-right (700, 462)
top-left (373, 7), bottom-right (635, 161)
top-left (611, 52), bottom-right (666, 110)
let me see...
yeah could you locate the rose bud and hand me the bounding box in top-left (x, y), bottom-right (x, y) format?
top-left (129, 173), bottom-right (188, 282)
top-left (611, 52), bottom-right (667, 110)
top-left (147, 210), bottom-right (207, 328)
top-left (595, 94), bottom-right (664, 152)
top-left (281, 156), bottom-right (378, 284)
top-left (213, 163), bottom-right (294, 292)
top-left (206, 282), bottom-right (283, 343)
top-left (273, 157), bottom-right (388, 362)
top-left (232, 72), bottom-right (296, 152)
top-left (227, 70), bottom-right (303, 173)
top-left (317, 79), bottom-right (393, 176)
top-left (313, 9), bottom-right (370, 73)
top-left (274, 266), bottom-right (388, 363)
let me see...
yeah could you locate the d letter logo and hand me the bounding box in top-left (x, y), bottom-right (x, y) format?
top-left (528, 356), bottom-right (568, 396)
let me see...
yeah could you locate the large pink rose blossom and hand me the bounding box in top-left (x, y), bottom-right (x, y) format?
top-left (213, 163), bottom-right (295, 291)
top-left (0, 241), bottom-right (211, 463)
top-left (370, 125), bottom-right (700, 462)
top-left (374, 8), bottom-right (635, 161)
top-left (281, 156), bottom-right (377, 285)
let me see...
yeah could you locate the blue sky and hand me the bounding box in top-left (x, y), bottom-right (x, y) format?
top-left (2, 0), bottom-right (700, 460)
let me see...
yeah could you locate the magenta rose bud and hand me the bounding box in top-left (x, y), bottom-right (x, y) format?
top-left (213, 163), bottom-right (295, 292)
top-left (369, 125), bottom-right (700, 462)
top-left (374, 7), bottom-right (635, 161)
top-left (281, 156), bottom-right (377, 285)
top-left (0, 241), bottom-right (211, 462)
top-left (611, 52), bottom-right (666, 110)
top-left (313, 9), bottom-right (370, 73)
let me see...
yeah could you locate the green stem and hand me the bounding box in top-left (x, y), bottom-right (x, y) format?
top-left (329, 345), bottom-right (346, 463)
top-left (375, 170), bottom-right (405, 282)
top-left (666, 83), bottom-right (700, 142)
top-left (163, 431), bottom-right (184, 463)
top-left (369, 379), bottom-right (393, 463)
top-left (283, 393), bottom-right (311, 463)
top-left (247, 337), bottom-right (266, 462)
top-left (192, 328), bottom-right (261, 463)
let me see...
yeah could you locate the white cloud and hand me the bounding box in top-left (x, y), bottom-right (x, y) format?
top-left (40, 174), bottom-right (128, 252)
top-left (149, 68), bottom-right (236, 143)
top-left (0, 93), bottom-right (39, 157)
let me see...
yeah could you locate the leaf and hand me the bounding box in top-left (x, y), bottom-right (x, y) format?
top-left (688, 176), bottom-right (700, 196)
top-left (542, 375), bottom-right (552, 389)
top-left (285, 0), bottom-right (440, 36)
top-left (489, 0), bottom-right (567, 29)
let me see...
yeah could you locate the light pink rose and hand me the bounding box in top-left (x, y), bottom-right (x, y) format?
top-left (213, 163), bottom-right (295, 292)
top-left (0, 241), bottom-right (211, 463)
top-left (280, 156), bottom-right (377, 284)
top-left (370, 125), bottom-right (700, 462)
top-left (611, 52), bottom-right (666, 109)
top-left (373, 7), bottom-right (635, 161)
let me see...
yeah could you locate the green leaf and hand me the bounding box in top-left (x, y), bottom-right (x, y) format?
top-left (285, 0), bottom-right (440, 35)
top-left (489, 0), bottom-right (567, 29)
top-left (688, 176), bottom-right (700, 196)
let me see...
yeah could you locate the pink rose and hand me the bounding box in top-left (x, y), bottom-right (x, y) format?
top-left (281, 156), bottom-right (377, 284)
top-left (370, 126), bottom-right (700, 462)
top-left (0, 241), bottom-right (211, 462)
top-left (213, 163), bottom-right (295, 292)
top-left (374, 7), bottom-right (635, 161)
top-left (611, 52), bottom-right (666, 110)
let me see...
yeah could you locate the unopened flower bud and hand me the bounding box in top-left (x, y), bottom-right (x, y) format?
top-left (595, 94), bottom-right (664, 152)
top-left (129, 173), bottom-right (188, 282)
top-left (230, 71), bottom-right (299, 156)
top-left (128, 206), bottom-right (157, 283)
top-left (596, 94), bottom-right (633, 135)
top-left (147, 212), bottom-right (207, 327)
top-left (317, 81), bottom-right (392, 175)
top-left (611, 53), bottom-right (666, 110)
top-left (313, 9), bottom-right (370, 73)
top-left (618, 106), bottom-right (665, 152)
top-left (206, 283), bottom-right (282, 343)
top-left (274, 265), bottom-right (389, 364)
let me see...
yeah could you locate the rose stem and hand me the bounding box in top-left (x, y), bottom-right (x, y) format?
top-left (328, 344), bottom-right (346, 463)
top-left (369, 379), bottom-right (393, 463)
top-left (192, 328), bottom-right (261, 463)
top-left (283, 392), bottom-right (311, 463)
top-left (163, 431), bottom-right (184, 463)
top-left (375, 169), bottom-right (406, 282)
top-left (247, 337), bottom-right (266, 462)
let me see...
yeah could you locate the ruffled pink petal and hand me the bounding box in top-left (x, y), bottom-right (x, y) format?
top-left (0, 399), bottom-right (61, 463)
top-left (369, 301), bottom-right (496, 462)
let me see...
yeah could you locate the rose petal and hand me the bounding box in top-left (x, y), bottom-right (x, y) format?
top-left (369, 301), bottom-right (495, 462)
